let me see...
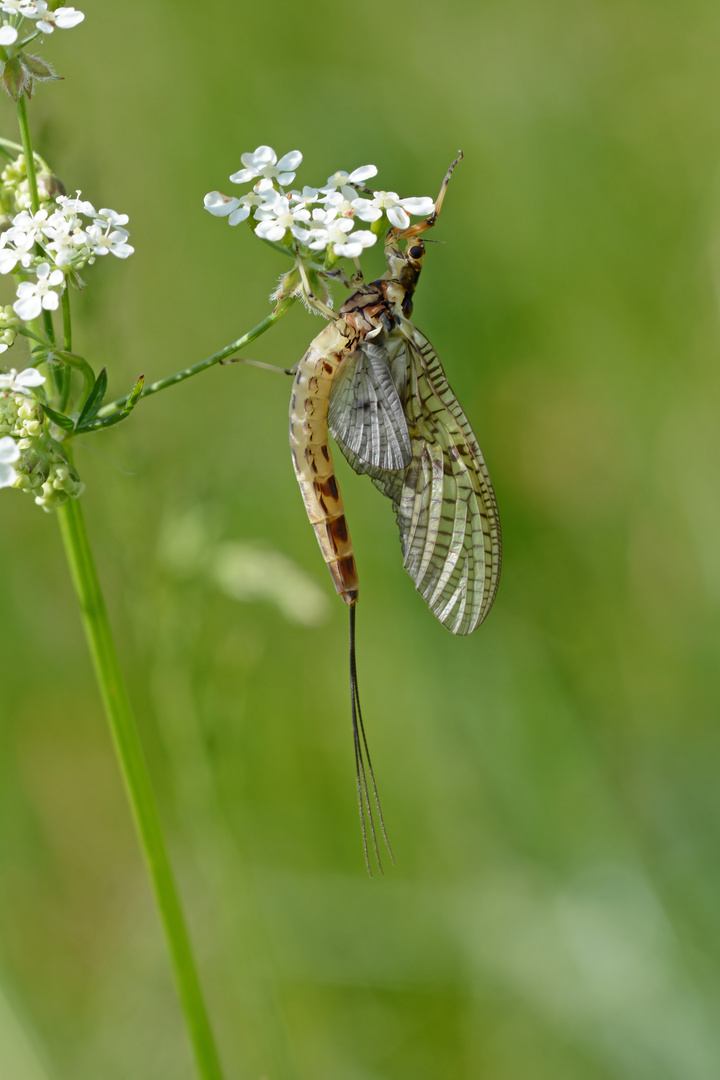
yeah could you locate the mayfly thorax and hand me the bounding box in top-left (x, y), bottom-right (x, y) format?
top-left (286, 153), bottom-right (502, 872)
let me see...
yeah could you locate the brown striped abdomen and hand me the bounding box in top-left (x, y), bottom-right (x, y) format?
top-left (289, 319), bottom-right (359, 605)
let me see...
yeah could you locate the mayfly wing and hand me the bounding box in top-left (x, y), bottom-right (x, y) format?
top-left (331, 324), bottom-right (501, 635)
top-left (328, 340), bottom-right (412, 471)
top-left (398, 326), bottom-right (501, 633)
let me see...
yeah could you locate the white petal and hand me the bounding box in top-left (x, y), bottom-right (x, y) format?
top-left (349, 230), bottom-right (376, 249)
top-left (0, 435), bottom-right (20, 464)
top-left (397, 196), bottom-right (435, 216)
top-left (333, 240), bottom-right (363, 259)
top-left (14, 295), bottom-right (42, 321)
top-left (35, 18), bottom-right (53, 31)
top-left (227, 205), bottom-right (251, 226)
top-left (387, 205), bottom-right (410, 229)
top-left (0, 25), bottom-right (18, 44)
top-left (54, 7), bottom-right (84, 27)
top-left (229, 168), bottom-right (255, 184)
top-left (276, 150), bottom-right (302, 172)
top-left (351, 199), bottom-right (382, 223)
top-left (110, 243), bottom-right (134, 258)
top-left (276, 171), bottom-right (297, 186)
top-left (347, 165), bottom-right (377, 183)
top-left (42, 291), bottom-right (60, 311)
top-left (242, 146), bottom-right (276, 170)
top-left (16, 368), bottom-right (45, 387)
top-left (0, 462), bottom-right (18, 487)
top-left (0, 250), bottom-right (19, 274)
top-left (204, 191), bottom-right (241, 217)
top-left (254, 220), bottom-right (285, 242)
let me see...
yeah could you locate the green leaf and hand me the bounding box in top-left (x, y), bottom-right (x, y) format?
top-left (2, 57), bottom-right (29, 100)
top-left (76, 367), bottom-right (107, 427)
top-left (77, 374), bottom-right (144, 433)
top-left (42, 403), bottom-right (75, 432)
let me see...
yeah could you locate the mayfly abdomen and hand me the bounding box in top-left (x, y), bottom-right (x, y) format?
top-left (289, 321), bottom-right (359, 605)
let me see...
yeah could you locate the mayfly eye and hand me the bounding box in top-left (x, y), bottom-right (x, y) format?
top-left (408, 245), bottom-right (423, 259)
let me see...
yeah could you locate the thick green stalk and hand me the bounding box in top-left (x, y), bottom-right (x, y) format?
top-left (56, 498), bottom-right (225, 1080)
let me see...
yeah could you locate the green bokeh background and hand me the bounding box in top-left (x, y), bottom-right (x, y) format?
top-left (3, 0), bottom-right (720, 1077)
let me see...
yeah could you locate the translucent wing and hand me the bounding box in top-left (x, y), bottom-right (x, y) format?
top-left (328, 340), bottom-right (412, 471)
top-left (332, 325), bottom-right (501, 635)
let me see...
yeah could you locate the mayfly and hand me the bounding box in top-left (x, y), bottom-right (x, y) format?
top-left (287, 153), bottom-right (502, 872)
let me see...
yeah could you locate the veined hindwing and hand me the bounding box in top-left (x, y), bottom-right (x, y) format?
top-left (328, 321), bottom-right (501, 635)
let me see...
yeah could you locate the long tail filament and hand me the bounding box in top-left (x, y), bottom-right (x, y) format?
top-left (349, 603), bottom-right (394, 875)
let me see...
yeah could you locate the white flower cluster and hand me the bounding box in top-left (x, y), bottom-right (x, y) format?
top-left (0, 1), bottom-right (83, 46)
top-left (204, 145), bottom-right (435, 262)
top-left (0, 365), bottom-right (83, 507)
top-left (0, 194), bottom-right (133, 323)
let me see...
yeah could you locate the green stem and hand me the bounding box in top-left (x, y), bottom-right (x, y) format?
top-left (15, 94), bottom-right (59, 389)
top-left (56, 498), bottom-right (225, 1080)
top-left (98, 297), bottom-right (296, 416)
top-left (61, 286), bottom-right (72, 351)
top-left (15, 93), bottom-right (39, 210)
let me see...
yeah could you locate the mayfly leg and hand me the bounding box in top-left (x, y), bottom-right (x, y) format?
top-left (389, 150), bottom-right (464, 246)
top-left (349, 604), bottom-right (394, 876)
top-left (220, 356), bottom-right (297, 375)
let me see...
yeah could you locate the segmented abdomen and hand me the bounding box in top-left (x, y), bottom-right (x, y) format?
top-left (289, 319), bottom-right (359, 605)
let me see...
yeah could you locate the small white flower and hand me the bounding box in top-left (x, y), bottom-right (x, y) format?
top-left (253, 195), bottom-right (312, 243)
top-left (352, 191), bottom-right (435, 230)
top-left (83, 222), bottom-right (134, 259)
top-left (94, 207), bottom-right (129, 228)
top-left (29, 2), bottom-right (84, 32)
top-left (308, 218), bottom-right (377, 259)
top-left (0, 434), bottom-right (20, 488)
top-left (204, 179), bottom-right (275, 226)
top-left (0, 24), bottom-right (18, 44)
top-left (287, 186), bottom-right (321, 207)
top-left (230, 146), bottom-right (302, 188)
top-left (322, 165), bottom-right (377, 191)
top-left (320, 187), bottom-right (358, 218)
top-left (13, 262), bottom-right (64, 321)
top-left (42, 209), bottom-right (88, 266)
top-left (0, 366), bottom-right (45, 395)
top-left (0, 1), bottom-right (38, 15)
top-left (56, 192), bottom-right (96, 216)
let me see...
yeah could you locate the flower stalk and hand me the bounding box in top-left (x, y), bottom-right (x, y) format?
top-left (56, 495), bottom-right (225, 1080)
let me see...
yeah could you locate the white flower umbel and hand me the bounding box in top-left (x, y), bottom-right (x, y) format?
top-left (230, 146), bottom-right (302, 188)
top-left (0, 434), bottom-right (19, 488)
top-left (254, 194), bottom-right (312, 243)
top-left (0, 366), bottom-right (45, 395)
top-left (13, 262), bottom-right (63, 321)
top-left (352, 191), bottom-right (435, 229)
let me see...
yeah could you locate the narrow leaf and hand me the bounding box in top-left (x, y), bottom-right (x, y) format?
top-left (77, 374), bottom-right (144, 433)
top-left (76, 367), bottom-right (107, 427)
top-left (42, 403), bottom-right (75, 432)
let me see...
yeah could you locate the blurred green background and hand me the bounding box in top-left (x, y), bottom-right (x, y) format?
top-left (3, 0), bottom-right (720, 1077)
